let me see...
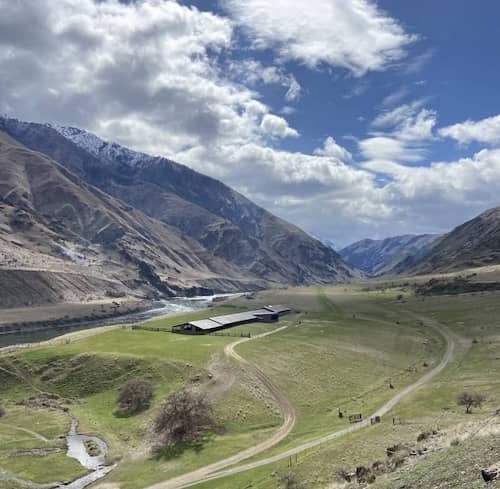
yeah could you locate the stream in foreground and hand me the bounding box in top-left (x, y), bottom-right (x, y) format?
top-left (1, 293), bottom-right (241, 487)
top-left (58, 418), bottom-right (114, 489)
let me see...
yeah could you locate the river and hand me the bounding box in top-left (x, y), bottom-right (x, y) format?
top-left (0, 293), bottom-right (241, 348)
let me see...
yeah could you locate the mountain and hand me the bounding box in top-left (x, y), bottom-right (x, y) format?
top-left (339, 234), bottom-right (438, 276)
top-left (0, 130), bottom-right (263, 307)
top-left (0, 117), bottom-right (356, 306)
top-left (398, 207), bottom-right (500, 275)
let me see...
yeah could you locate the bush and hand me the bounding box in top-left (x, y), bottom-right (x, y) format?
top-left (417, 431), bottom-right (431, 442)
top-left (153, 389), bottom-right (213, 449)
top-left (336, 467), bottom-right (352, 482)
top-left (457, 391), bottom-right (486, 414)
top-left (116, 378), bottom-right (154, 415)
top-left (278, 472), bottom-right (306, 489)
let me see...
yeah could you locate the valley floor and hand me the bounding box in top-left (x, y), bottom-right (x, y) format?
top-left (0, 281), bottom-right (499, 489)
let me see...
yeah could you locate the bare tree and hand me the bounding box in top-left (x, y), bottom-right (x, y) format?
top-left (117, 378), bottom-right (154, 415)
top-left (153, 389), bottom-right (213, 448)
top-left (457, 391), bottom-right (486, 414)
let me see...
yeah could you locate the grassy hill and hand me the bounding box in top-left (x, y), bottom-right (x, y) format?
top-left (1, 283), bottom-right (499, 489)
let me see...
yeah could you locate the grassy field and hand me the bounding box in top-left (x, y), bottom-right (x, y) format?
top-left (0, 304), bottom-right (283, 487)
top-left (194, 287), bottom-right (500, 489)
top-left (1, 283), bottom-right (498, 489)
top-left (0, 404), bottom-right (86, 485)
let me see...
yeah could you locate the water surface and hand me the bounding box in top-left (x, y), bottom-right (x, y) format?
top-left (0, 293), bottom-right (240, 348)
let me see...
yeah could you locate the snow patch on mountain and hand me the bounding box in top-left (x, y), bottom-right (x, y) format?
top-left (52, 124), bottom-right (152, 168)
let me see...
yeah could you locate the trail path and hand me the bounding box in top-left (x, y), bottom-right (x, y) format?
top-left (145, 313), bottom-right (456, 489)
top-left (0, 423), bottom-right (50, 442)
top-left (146, 325), bottom-right (296, 489)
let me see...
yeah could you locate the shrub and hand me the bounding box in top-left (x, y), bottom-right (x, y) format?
top-left (153, 389), bottom-right (213, 449)
top-left (457, 391), bottom-right (486, 414)
top-left (116, 378), bottom-right (154, 415)
top-left (278, 472), bottom-right (306, 489)
top-left (417, 431), bottom-right (431, 442)
top-left (336, 467), bottom-right (352, 482)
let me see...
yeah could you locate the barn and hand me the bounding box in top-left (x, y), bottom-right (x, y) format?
top-left (172, 305), bottom-right (290, 334)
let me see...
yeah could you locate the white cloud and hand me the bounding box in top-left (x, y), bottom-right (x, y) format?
top-left (285, 76), bottom-right (302, 102)
top-left (227, 59), bottom-right (302, 101)
top-left (403, 48), bottom-right (435, 75)
top-left (2, 0), bottom-right (500, 248)
top-left (260, 114), bottom-right (299, 138)
top-left (372, 100), bottom-right (425, 128)
top-left (439, 114), bottom-right (500, 145)
top-left (0, 0), bottom-right (305, 157)
top-left (360, 101), bottom-right (436, 163)
top-left (396, 108), bottom-right (436, 141)
top-left (224, 0), bottom-right (415, 76)
top-left (381, 87), bottom-right (409, 108)
top-left (360, 136), bottom-right (424, 162)
top-left (314, 136), bottom-right (352, 162)
top-left (280, 106), bottom-right (296, 115)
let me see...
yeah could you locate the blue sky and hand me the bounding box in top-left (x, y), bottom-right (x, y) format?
top-left (1, 0), bottom-right (500, 247)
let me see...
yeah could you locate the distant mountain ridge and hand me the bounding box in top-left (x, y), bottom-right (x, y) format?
top-left (340, 234), bottom-right (438, 276)
top-left (398, 207), bottom-right (500, 275)
top-left (0, 116), bottom-right (356, 306)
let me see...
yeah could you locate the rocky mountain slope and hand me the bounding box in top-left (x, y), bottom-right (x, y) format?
top-left (0, 130), bottom-right (259, 306)
top-left (0, 117), bottom-right (356, 306)
top-left (340, 234), bottom-right (438, 276)
top-left (397, 207), bottom-right (500, 275)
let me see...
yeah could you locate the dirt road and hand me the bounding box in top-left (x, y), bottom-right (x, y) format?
top-left (144, 315), bottom-right (456, 489)
top-left (145, 325), bottom-right (296, 489)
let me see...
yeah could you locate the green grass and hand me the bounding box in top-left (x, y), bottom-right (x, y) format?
top-left (235, 292), bottom-right (444, 451)
top-left (0, 404), bottom-right (70, 446)
top-left (194, 287), bottom-right (500, 489)
top-left (0, 451), bottom-right (86, 484)
top-left (0, 305), bottom-right (285, 487)
top-left (2, 284), bottom-right (498, 489)
top-left (0, 404), bottom-right (83, 486)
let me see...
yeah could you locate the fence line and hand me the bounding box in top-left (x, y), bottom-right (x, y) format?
top-left (130, 324), bottom-right (252, 338)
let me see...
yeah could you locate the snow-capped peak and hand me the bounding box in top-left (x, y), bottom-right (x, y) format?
top-left (51, 124), bottom-right (152, 168)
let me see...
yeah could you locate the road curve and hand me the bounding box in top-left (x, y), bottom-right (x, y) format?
top-left (146, 316), bottom-right (455, 489)
top-left (146, 325), bottom-right (296, 489)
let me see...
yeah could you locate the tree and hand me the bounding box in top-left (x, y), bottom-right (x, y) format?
top-left (457, 391), bottom-right (486, 414)
top-left (153, 389), bottom-right (213, 448)
top-left (116, 378), bottom-right (154, 415)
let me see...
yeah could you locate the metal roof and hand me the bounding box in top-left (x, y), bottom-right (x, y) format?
top-left (252, 309), bottom-right (278, 316)
top-left (265, 304), bottom-right (291, 314)
top-left (188, 319), bottom-right (222, 330)
top-left (186, 305), bottom-right (288, 331)
top-left (209, 311), bottom-right (259, 326)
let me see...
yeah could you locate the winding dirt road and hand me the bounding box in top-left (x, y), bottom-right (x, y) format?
top-left (146, 326), bottom-right (296, 489)
top-left (145, 315), bottom-right (456, 489)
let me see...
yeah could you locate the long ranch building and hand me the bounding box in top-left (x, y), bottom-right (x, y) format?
top-left (173, 305), bottom-right (290, 335)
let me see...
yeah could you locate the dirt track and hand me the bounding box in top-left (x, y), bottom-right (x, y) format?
top-left (145, 325), bottom-right (296, 489)
top-left (144, 315), bottom-right (456, 489)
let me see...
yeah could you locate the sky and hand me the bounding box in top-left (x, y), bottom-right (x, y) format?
top-left (1, 0), bottom-right (500, 248)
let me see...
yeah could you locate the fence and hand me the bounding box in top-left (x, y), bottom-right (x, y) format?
top-left (131, 325), bottom-right (174, 333)
top-left (130, 324), bottom-right (252, 338)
